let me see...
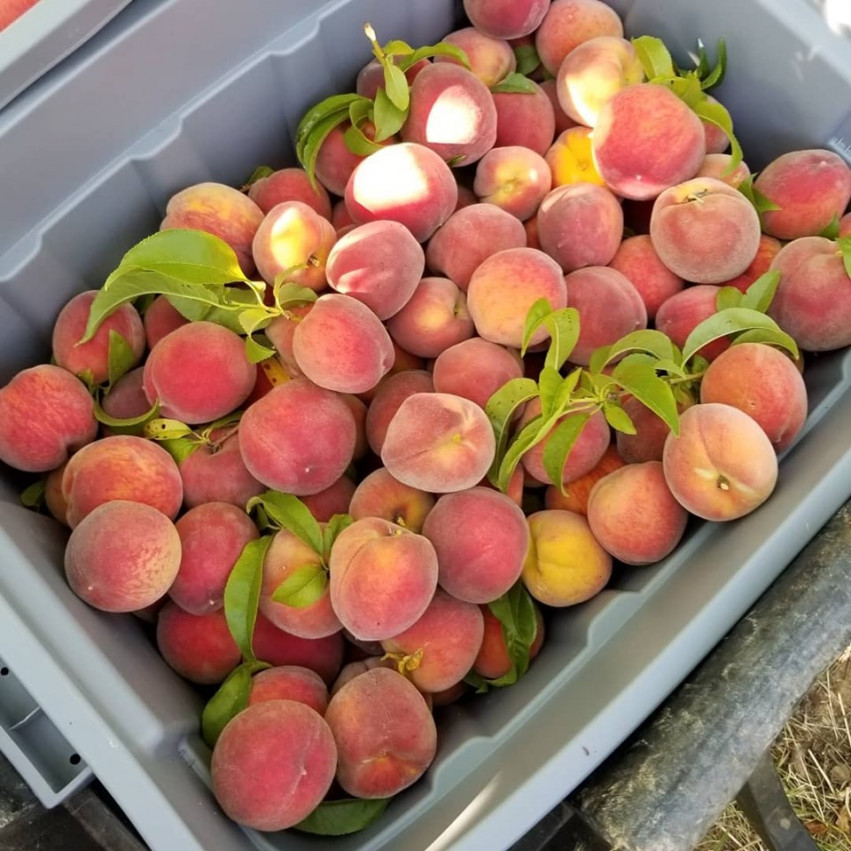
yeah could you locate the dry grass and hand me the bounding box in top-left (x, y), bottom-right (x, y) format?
top-left (697, 647), bottom-right (851, 850)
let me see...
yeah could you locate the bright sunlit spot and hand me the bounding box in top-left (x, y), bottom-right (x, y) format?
top-left (425, 85), bottom-right (479, 145)
top-left (425, 772), bottom-right (504, 851)
top-left (352, 145), bottom-right (432, 213)
top-left (821, 0), bottom-right (851, 34)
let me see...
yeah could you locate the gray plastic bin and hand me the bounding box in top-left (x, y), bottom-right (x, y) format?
top-left (0, 0), bottom-right (849, 849)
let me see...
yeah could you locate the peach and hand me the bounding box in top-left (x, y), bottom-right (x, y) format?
top-left (540, 78), bottom-right (579, 135)
top-left (211, 700), bottom-right (337, 831)
top-left (52, 290), bottom-right (145, 385)
top-left (142, 295), bottom-right (190, 350)
top-left (555, 36), bottom-right (644, 127)
top-left (384, 276), bottom-right (474, 358)
top-left (473, 145), bottom-right (553, 221)
top-left (535, 0), bottom-right (624, 76)
top-left (564, 265), bottom-right (648, 365)
top-left (518, 398), bottom-right (611, 486)
top-left (61, 434), bottom-right (183, 528)
top-left (65, 500), bottom-right (181, 613)
top-left (662, 402), bottom-right (779, 521)
top-left (238, 378), bottom-right (356, 496)
top-left (700, 342), bottom-right (808, 452)
top-left (325, 220), bottom-right (425, 319)
top-left (143, 321), bottom-right (257, 424)
top-left (291, 294), bottom-right (394, 394)
top-left (768, 236), bottom-right (851, 352)
top-left (654, 285), bottom-right (729, 361)
top-left (721, 234), bottom-right (782, 294)
top-left (348, 467), bottom-right (436, 533)
top-left (425, 203), bottom-right (527, 291)
top-left (160, 181), bottom-right (265, 276)
top-left (364, 369), bottom-right (435, 456)
top-left (649, 177), bottom-right (761, 284)
top-left (324, 667), bottom-right (436, 798)
top-left (432, 337), bottom-right (525, 412)
top-left (422, 487), bottom-right (530, 604)
top-left (355, 57), bottom-right (429, 100)
top-left (467, 246), bottom-right (567, 347)
top-left (341, 393), bottom-right (369, 461)
top-left (169, 502), bottom-right (258, 615)
top-left (592, 83), bottom-right (706, 201)
top-left (544, 443), bottom-right (625, 515)
top-left (247, 666), bottom-right (329, 715)
top-left (251, 200), bottom-right (336, 291)
top-left (492, 80), bottom-right (556, 156)
top-left (587, 461), bottom-right (689, 565)
top-left (473, 603), bottom-right (545, 680)
top-left (178, 426), bottom-right (265, 510)
top-left (696, 153), bottom-right (751, 188)
top-left (608, 234), bottom-right (684, 320)
top-left (462, 0), bottom-right (550, 39)
top-left (522, 509), bottom-right (612, 606)
top-left (259, 529), bottom-right (341, 640)
top-left (251, 613), bottom-right (344, 685)
top-left (754, 148), bottom-right (851, 240)
top-left (615, 394), bottom-right (690, 465)
top-left (156, 601), bottom-right (241, 684)
top-left (380, 589), bottom-right (484, 692)
top-left (247, 167), bottom-right (332, 220)
top-left (537, 182), bottom-right (623, 271)
top-left (262, 304), bottom-right (311, 380)
top-left (328, 517), bottom-right (439, 641)
top-left (99, 366), bottom-right (150, 424)
top-left (545, 126), bottom-right (605, 187)
top-left (381, 392), bottom-right (497, 493)
top-left (0, 364), bottom-right (97, 473)
top-left (44, 463), bottom-right (69, 525)
top-left (300, 475), bottom-right (356, 523)
top-left (400, 63), bottom-right (498, 166)
top-left (435, 27), bottom-right (516, 88)
top-left (345, 142), bottom-right (458, 242)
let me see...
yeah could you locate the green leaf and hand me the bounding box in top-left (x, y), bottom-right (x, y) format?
top-left (405, 41), bottom-right (470, 69)
top-left (698, 38), bottom-right (727, 91)
top-left (484, 377), bottom-right (540, 484)
top-left (602, 400), bottom-right (636, 435)
top-left (143, 417), bottom-right (194, 441)
top-left (322, 513), bottom-right (354, 560)
top-left (693, 97), bottom-right (743, 171)
top-left (201, 663), bottom-right (253, 749)
top-left (552, 368), bottom-right (583, 415)
top-left (521, 297), bottom-right (554, 355)
top-left (715, 286), bottom-right (743, 312)
top-left (383, 63), bottom-right (409, 111)
top-left (631, 35), bottom-right (675, 80)
top-left (158, 436), bottom-right (203, 465)
top-left (611, 354), bottom-right (679, 435)
top-left (271, 563), bottom-right (328, 608)
top-left (490, 72), bottom-right (539, 95)
top-left (93, 395), bottom-right (159, 433)
top-left (294, 797), bottom-right (390, 836)
top-left (543, 307), bottom-right (581, 371)
top-left (589, 329), bottom-right (678, 373)
top-left (738, 173), bottom-right (781, 215)
top-left (372, 87), bottom-right (408, 142)
top-left (273, 282), bottom-right (318, 311)
top-left (343, 121), bottom-right (384, 157)
top-left (295, 93), bottom-right (365, 161)
top-left (224, 536), bottom-right (273, 664)
top-left (513, 44), bottom-right (541, 77)
top-left (740, 270), bottom-right (781, 313)
top-left (819, 212), bottom-right (841, 240)
top-left (839, 235), bottom-right (851, 280)
top-left (483, 582), bottom-right (538, 686)
top-left (238, 307), bottom-right (273, 337)
top-left (243, 165), bottom-right (274, 186)
top-left (20, 479), bottom-right (46, 510)
top-left (496, 415), bottom-right (549, 493)
top-left (245, 334), bottom-right (276, 363)
top-left (298, 109), bottom-right (354, 187)
top-left (246, 491), bottom-right (323, 555)
top-left (664, 74), bottom-right (704, 109)
top-left (682, 307), bottom-right (798, 363)
top-left (381, 39), bottom-right (413, 58)
top-left (541, 410), bottom-right (591, 488)
top-left (105, 330), bottom-right (138, 389)
top-left (537, 366), bottom-right (563, 421)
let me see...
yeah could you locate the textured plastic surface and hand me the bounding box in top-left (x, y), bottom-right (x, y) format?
top-left (0, 0), bottom-right (133, 112)
top-left (0, 1), bottom-right (849, 850)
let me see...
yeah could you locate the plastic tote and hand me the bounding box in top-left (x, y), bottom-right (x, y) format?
top-left (0, 0), bottom-right (850, 849)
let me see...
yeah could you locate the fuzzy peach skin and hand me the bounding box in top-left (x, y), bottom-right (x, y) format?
top-left (754, 148), bottom-right (851, 240)
top-left (521, 509), bottom-right (612, 607)
top-left (654, 285), bottom-right (729, 362)
top-left (160, 181), bottom-right (264, 276)
top-left (329, 517), bottom-right (439, 642)
top-left (51, 290), bottom-right (145, 385)
top-left (356, 57), bottom-right (429, 100)
top-left (466, 246), bottom-right (567, 348)
top-left (349, 467), bottom-right (436, 533)
top-left (169, 502), bottom-right (259, 615)
top-left (608, 234), bottom-right (684, 320)
top-left (259, 528), bottom-right (342, 640)
top-left (425, 203), bottom-right (527, 291)
top-left (492, 80), bottom-right (556, 157)
top-left (365, 369), bottom-right (435, 457)
top-left (699, 343), bottom-right (808, 452)
top-left (142, 295), bottom-right (190, 350)
top-left (0, 364), bottom-right (97, 473)
top-left (592, 83), bottom-right (706, 201)
top-left (435, 26), bottom-right (516, 88)
top-left (463, 0), bottom-right (549, 39)
top-left (720, 234), bottom-right (782, 294)
top-left (98, 367), bottom-right (149, 426)
top-left (324, 667), bottom-right (436, 799)
top-left (615, 394), bottom-right (692, 465)
top-left (695, 153), bottom-right (751, 189)
top-left (587, 461), bottom-right (689, 565)
top-left (143, 321), bottom-right (257, 424)
top-left (247, 666), bottom-right (329, 715)
top-left (211, 700), bottom-right (337, 831)
top-left (381, 392), bottom-right (496, 493)
top-left (238, 378), bottom-right (356, 496)
top-left (474, 145), bottom-right (553, 222)
top-left (422, 487), bottom-right (530, 604)
top-left (649, 177), bottom-right (762, 284)
top-left (300, 475), bottom-right (356, 523)
top-left (473, 602), bottom-right (545, 680)
top-left (662, 402), bottom-right (779, 521)
top-left (540, 78), bottom-right (579, 136)
top-left (544, 443), bottom-right (625, 515)
top-left (61, 434), bottom-right (183, 528)
top-left (380, 588), bottom-right (485, 693)
top-left (325, 220), bottom-right (425, 320)
top-left (65, 500), bottom-right (181, 613)
top-left (247, 167), bottom-right (333, 220)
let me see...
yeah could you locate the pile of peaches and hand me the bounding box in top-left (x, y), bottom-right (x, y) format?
top-left (1, 0), bottom-right (851, 837)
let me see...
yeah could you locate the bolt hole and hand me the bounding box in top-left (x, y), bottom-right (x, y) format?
top-left (69, 754), bottom-right (81, 766)
top-left (0, 667), bottom-right (9, 676)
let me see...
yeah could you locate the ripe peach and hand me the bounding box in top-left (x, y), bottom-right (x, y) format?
top-left (247, 166), bottom-right (332, 220)
top-left (473, 145), bottom-right (553, 221)
top-left (142, 295), bottom-right (190, 350)
top-left (364, 369), bottom-right (435, 456)
top-left (545, 126), bottom-right (605, 187)
top-left (348, 467), bottom-right (436, 533)
top-left (473, 603), bottom-right (545, 680)
top-left (544, 443), bottom-right (625, 515)
top-left (608, 234), bottom-right (684, 320)
top-left (99, 367), bottom-right (150, 425)
top-left (696, 153), bottom-right (750, 188)
top-left (492, 80), bottom-right (556, 156)
top-left (654, 285), bottom-right (729, 361)
top-left (462, 0), bottom-right (550, 41)
top-left (435, 27), bottom-right (516, 88)
top-left (300, 475), bottom-right (356, 523)
top-left (247, 666), bottom-right (329, 715)
top-left (720, 234), bottom-right (782, 294)
top-left (356, 58), bottom-right (429, 100)
top-left (615, 394), bottom-right (691, 465)
top-left (540, 78), bottom-right (579, 136)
